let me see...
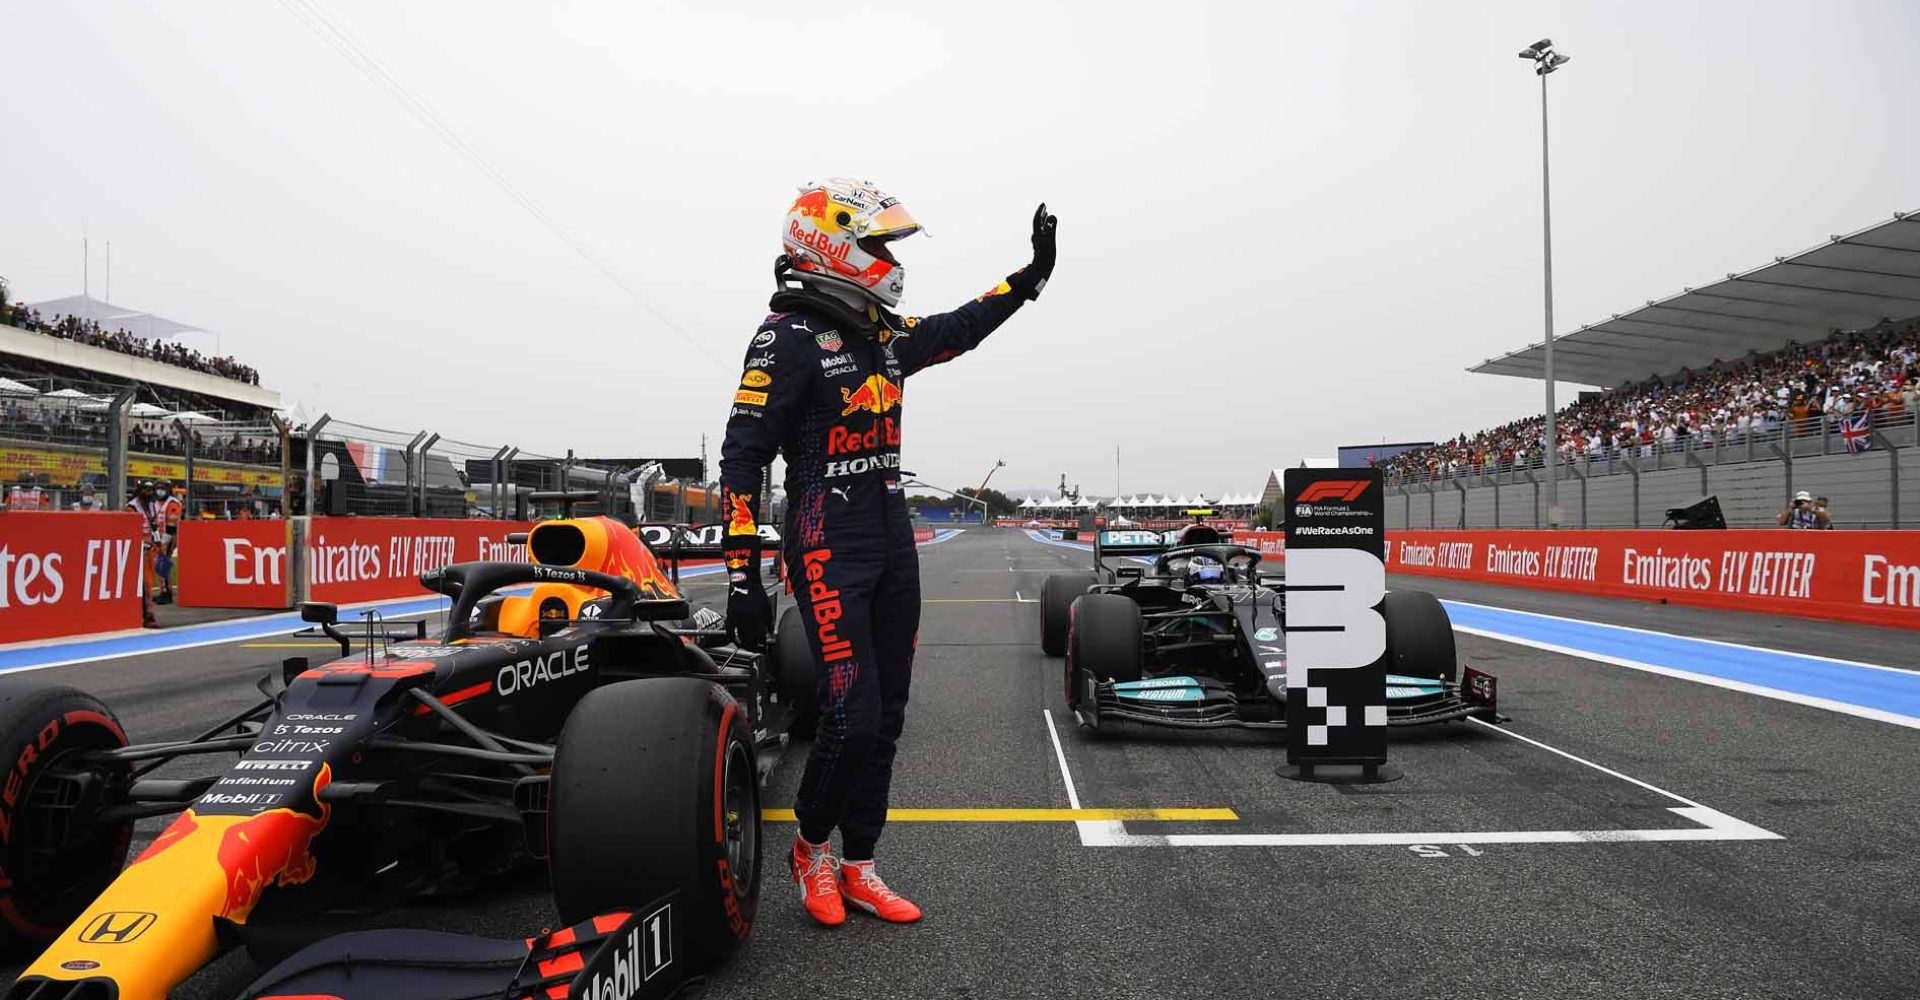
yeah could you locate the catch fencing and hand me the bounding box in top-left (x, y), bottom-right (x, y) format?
top-left (293, 414), bottom-right (725, 525)
top-left (1385, 409), bottom-right (1918, 530)
top-left (0, 368), bottom-right (287, 513)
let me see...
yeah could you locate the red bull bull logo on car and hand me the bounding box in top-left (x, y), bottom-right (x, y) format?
top-left (840, 376), bottom-right (903, 417)
top-left (214, 763), bottom-right (333, 920)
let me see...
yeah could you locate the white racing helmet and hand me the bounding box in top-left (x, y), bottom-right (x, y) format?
top-left (782, 178), bottom-right (924, 307)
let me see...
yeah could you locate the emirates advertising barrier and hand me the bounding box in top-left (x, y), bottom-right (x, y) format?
top-left (0, 511), bottom-right (146, 642)
top-left (1383, 529), bottom-right (1920, 628)
top-left (304, 517), bottom-right (534, 604)
top-left (176, 521), bottom-right (295, 609)
top-left (1283, 469), bottom-right (1389, 771)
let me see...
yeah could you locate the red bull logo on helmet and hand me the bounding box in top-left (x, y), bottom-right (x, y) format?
top-left (840, 375), bottom-right (903, 417)
top-left (788, 220), bottom-right (851, 263)
top-left (791, 189), bottom-right (831, 222)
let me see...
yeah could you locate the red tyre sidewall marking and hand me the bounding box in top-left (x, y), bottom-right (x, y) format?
top-left (0, 707), bottom-right (128, 940)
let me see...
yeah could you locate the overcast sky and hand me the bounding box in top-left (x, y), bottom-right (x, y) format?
top-left (4, 1), bottom-right (1916, 497)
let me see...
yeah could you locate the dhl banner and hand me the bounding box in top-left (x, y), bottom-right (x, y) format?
top-left (176, 520), bottom-right (295, 609)
top-left (0, 440), bottom-right (282, 489)
top-left (304, 517), bottom-right (536, 604)
top-left (1384, 529), bottom-right (1920, 629)
top-left (0, 511), bottom-right (145, 642)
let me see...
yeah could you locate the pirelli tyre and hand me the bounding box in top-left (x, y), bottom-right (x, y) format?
top-left (1065, 594), bottom-right (1143, 722)
top-left (774, 606), bottom-right (816, 741)
top-left (1382, 589), bottom-right (1458, 684)
top-left (1040, 572), bottom-right (1098, 657)
top-left (0, 679), bottom-right (133, 954)
top-left (550, 678), bottom-right (760, 969)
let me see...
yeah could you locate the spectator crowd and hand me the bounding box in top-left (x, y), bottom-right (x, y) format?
top-left (1385, 319), bottom-right (1920, 481)
top-left (2, 301), bottom-right (261, 385)
top-left (0, 393), bottom-right (279, 466)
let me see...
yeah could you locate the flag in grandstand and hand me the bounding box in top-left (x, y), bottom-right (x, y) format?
top-left (1840, 412), bottom-right (1872, 454)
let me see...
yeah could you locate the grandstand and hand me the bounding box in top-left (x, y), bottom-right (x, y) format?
top-left (1383, 210), bottom-right (1920, 530)
top-left (1016, 492), bottom-right (1263, 526)
top-left (0, 290), bottom-right (283, 514)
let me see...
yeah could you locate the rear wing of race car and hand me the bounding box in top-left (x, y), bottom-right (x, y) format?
top-left (1092, 529), bottom-right (1173, 581)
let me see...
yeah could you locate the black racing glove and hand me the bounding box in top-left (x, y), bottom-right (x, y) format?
top-left (1006, 202), bottom-right (1058, 301)
top-left (723, 535), bottom-right (771, 650)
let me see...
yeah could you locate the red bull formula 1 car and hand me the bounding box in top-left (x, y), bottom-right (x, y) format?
top-left (1037, 528), bottom-right (1501, 732)
top-left (0, 515), bottom-right (809, 1000)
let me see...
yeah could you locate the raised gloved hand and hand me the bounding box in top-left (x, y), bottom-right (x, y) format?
top-left (723, 535), bottom-right (771, 650)
top-left (1007, 202), bottom-right (1058, 300)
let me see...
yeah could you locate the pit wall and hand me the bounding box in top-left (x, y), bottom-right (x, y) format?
top-left (1385, 529), bottom-right (1920, 628)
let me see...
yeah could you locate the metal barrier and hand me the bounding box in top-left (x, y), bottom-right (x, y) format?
top-left (1384, 409), bottom-right (1918, 529)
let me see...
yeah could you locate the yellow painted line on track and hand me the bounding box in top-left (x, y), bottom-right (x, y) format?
top-left (761, 807), bottom-right (1237, 822)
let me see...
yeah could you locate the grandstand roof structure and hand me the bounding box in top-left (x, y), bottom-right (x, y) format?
top-left (24, 294), bottom-right (209, 341)
top-left (1471, 210), bottom-right (1920, 389)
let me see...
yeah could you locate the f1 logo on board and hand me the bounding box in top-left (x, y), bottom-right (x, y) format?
top-left (79, 911), bottom-right (156, 944)
top-left (1295, 480), bottom-right (1371, 502)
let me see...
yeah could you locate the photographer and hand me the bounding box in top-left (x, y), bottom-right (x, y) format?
top-left (1776, 490), bottom-right (1830, 529)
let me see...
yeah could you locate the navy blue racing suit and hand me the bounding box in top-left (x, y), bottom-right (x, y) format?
top-left (718, 278), bottom-right (1027, 859)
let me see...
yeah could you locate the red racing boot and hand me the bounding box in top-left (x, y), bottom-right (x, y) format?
top-left (790, 837), bottom-right (846, 927)
top-left (839, 861), bottom-right (923, 923)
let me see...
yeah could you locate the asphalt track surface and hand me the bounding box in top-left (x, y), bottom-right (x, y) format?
top-left (5, 527), bottom-right (1919, 999)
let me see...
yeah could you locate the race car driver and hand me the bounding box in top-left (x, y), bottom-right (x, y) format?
top-left (719, 178), bottom-right (1056, 927)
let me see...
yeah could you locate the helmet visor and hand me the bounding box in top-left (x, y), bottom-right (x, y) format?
top-left (865, 201), bottom-right (922, 239)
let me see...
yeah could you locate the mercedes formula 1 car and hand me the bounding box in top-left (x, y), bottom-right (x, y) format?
top-left (1037, 528), bottom-right (1500, 732)
top-left (1, 514), bottom-right (810, 1000)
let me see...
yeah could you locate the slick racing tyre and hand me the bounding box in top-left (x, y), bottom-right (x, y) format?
top-left (0, 678), bottom-right (133, 954)
top-left (1382, 590), bottom-right (1458, 684)
top-left (1065, 593), bottom-right (1143, 719)
top-left (774, 607), bottom-right (816, 741)
top-left (550, 678), bottom-right (760, 969)
top-left (1040, 572), bottom-right (1097, 657)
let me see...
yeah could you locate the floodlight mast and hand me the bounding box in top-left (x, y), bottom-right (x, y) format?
top-left (1519, 38), bottom-right (1571, 525)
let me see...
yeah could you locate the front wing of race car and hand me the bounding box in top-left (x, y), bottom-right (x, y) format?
top-left (231, 899), bottom-right (689, 1000)
top-left (1086, 666), bottom-right (1501, 731)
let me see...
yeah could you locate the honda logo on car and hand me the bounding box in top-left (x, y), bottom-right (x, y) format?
top-left (496, 644), bottom-right (591, 696)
